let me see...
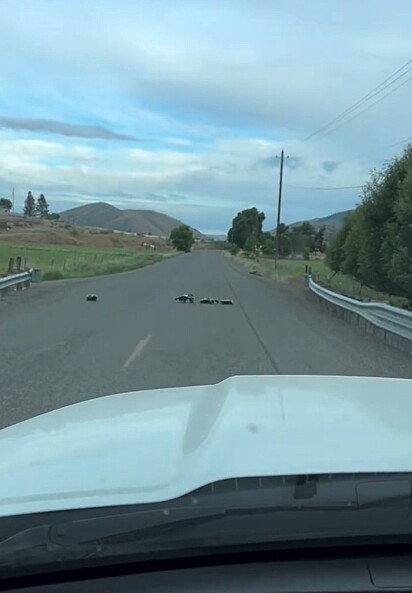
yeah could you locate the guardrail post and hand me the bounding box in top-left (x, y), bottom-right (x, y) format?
top-left (7, 258), bottom-right (14, 274)
top-left (16, 256), bottom-right (23, 291)
top-left (30, 268), bottom-right (42, 283)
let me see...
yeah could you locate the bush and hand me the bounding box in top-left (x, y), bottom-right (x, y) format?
top-left (42, 270), bottom-right (64, 281)
top-left (229, 244), bottom-right (240, 255)
top-left (169, 225), bottom-right (195, 252)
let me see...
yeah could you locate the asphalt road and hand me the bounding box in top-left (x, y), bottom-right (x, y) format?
top-left (1, 250), bottom-right (411, 428)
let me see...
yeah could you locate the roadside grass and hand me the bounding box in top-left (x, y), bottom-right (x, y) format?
top-left (0, 242), bottom-right (175, 280)
top-left (229, 252), bottom-right (409, 308)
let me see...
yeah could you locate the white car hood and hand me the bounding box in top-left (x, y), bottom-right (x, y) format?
top-left (1, 375), bottom-right (412, 518)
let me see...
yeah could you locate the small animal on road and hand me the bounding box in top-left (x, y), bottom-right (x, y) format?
top-left (175, 294), bottom-right (194, 303)
top-left (220, 299), bottom-right (233, 305)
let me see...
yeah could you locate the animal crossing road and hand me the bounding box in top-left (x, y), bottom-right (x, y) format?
top-left (0, 250), bottom-right (410, 428)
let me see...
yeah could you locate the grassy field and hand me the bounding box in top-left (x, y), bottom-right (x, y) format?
top-left (230, 253), bottom-right (409, 307)
top-left (0, 242), bottom-right (175, 280)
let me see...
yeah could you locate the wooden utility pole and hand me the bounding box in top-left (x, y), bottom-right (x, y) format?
top-left (275, 149), bottom-right (284, 269)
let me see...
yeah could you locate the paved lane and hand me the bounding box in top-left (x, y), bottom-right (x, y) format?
top-left (1, 251), bottom-right (410, 428)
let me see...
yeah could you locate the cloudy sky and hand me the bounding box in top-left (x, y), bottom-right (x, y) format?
top-left (1, 0), bottom-right (412, 233)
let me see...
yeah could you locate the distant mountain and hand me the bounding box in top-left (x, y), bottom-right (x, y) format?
top-left (305, 209), bottom-right (353, 229)
top-left (270, 209), bottom-right (352, 237)
top-left (60, 202), bottom-right (205, 238)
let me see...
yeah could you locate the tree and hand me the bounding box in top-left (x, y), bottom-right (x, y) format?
top-left (277, 233), bottom-right (292, 256)
top-left (289, 232), bottom-right (309, 254)
top-left (293, 221), bottom-right (315, 236)
top-left (24, 191), bottom-right (35, 217)
top-left (326, 213), bottom-right (352, 274)
top-left (228, 207), bottom-right (265, 249)
top-left (313, 226), bottom-right (326, 252)
top-left (277, 222), bottom-right (288, 235)
top-left (0, 198), bottom-right (12, 212)
top-left (37, 194), bottom-right (49, 217)
top-left (341, 209), bottom-right (362, 277)
top-left (170, 224), bottom-right (195, 252)
top-left (244, 234), bottom-right (260, 253)
top-left (261, 232), bottom-right (276, 255)
top-left (325, 144), bottom-right (412, 298)
top-left (287, 221), bottom-right (317, 254)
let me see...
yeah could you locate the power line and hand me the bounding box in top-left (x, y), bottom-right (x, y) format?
top-left (306, 70), bottom-right (412, 141)
top-left (303, 58), bottom-right (412, 142)
top-left (389, 135), bottom-right (412, 148)
top-left (312, 72), bottom-right (412, 140)
top-left (285, 184), bottom-right (362, 190)
top-left (303, 59), bottom-right (412, 141)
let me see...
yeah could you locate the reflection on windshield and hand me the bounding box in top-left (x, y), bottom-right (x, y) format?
top-left (1, 473), bottom-right (411, 580)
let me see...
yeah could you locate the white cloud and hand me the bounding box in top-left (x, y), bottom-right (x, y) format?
top-left (0, 134), bottom-right (368, 229)
top-left (0, 0), bottom-right (411, 229)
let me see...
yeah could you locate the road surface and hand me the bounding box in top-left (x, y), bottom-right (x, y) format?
top-left (1, 250), bottom-right (411, 428)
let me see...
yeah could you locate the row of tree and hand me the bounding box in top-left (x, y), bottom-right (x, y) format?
top-left (326, 145), bottom-right (412, 299)
top-left (276, 221), bottom-right (326, 256)
top-left (0, 192), bottom-right (58, 219)
top-left (24, 192), bottom-right (49, 217)
top-left (227, 207), bottom-right (326, 256)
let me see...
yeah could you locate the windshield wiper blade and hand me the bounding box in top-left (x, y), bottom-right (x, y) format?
top-left (1, 493), bottom-right (407, 563)
top-left (0, 507), bottom-right (227, 558)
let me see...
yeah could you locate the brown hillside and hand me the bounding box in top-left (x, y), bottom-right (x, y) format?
top-left (60, 202), bottom-right (205, 238)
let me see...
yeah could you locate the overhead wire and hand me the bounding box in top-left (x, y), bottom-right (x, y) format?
top-left (388, 135), bottom-right (412, 148)
top-left (284, 184), bottom-right (362, 191)
top-left (302, 58), bottom-right (412, 142)
top-left (275, 59), bottom-right (412, 193)
top-left (310, 72), bottom-right (412, 140)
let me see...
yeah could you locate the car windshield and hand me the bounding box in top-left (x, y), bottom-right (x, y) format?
top-left (1, 0), bottom-right (412, 582)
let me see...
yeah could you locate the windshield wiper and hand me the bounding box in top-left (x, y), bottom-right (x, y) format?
top-left (0, 507), bottom-right (227, 560)
top-left (1, 493), bottom-right (408, 565)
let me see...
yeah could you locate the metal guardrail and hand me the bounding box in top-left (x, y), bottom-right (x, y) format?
top-left (308, 276), bottom-right (412, 342)
top-left (0, 271), bottom-right (32, 292)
